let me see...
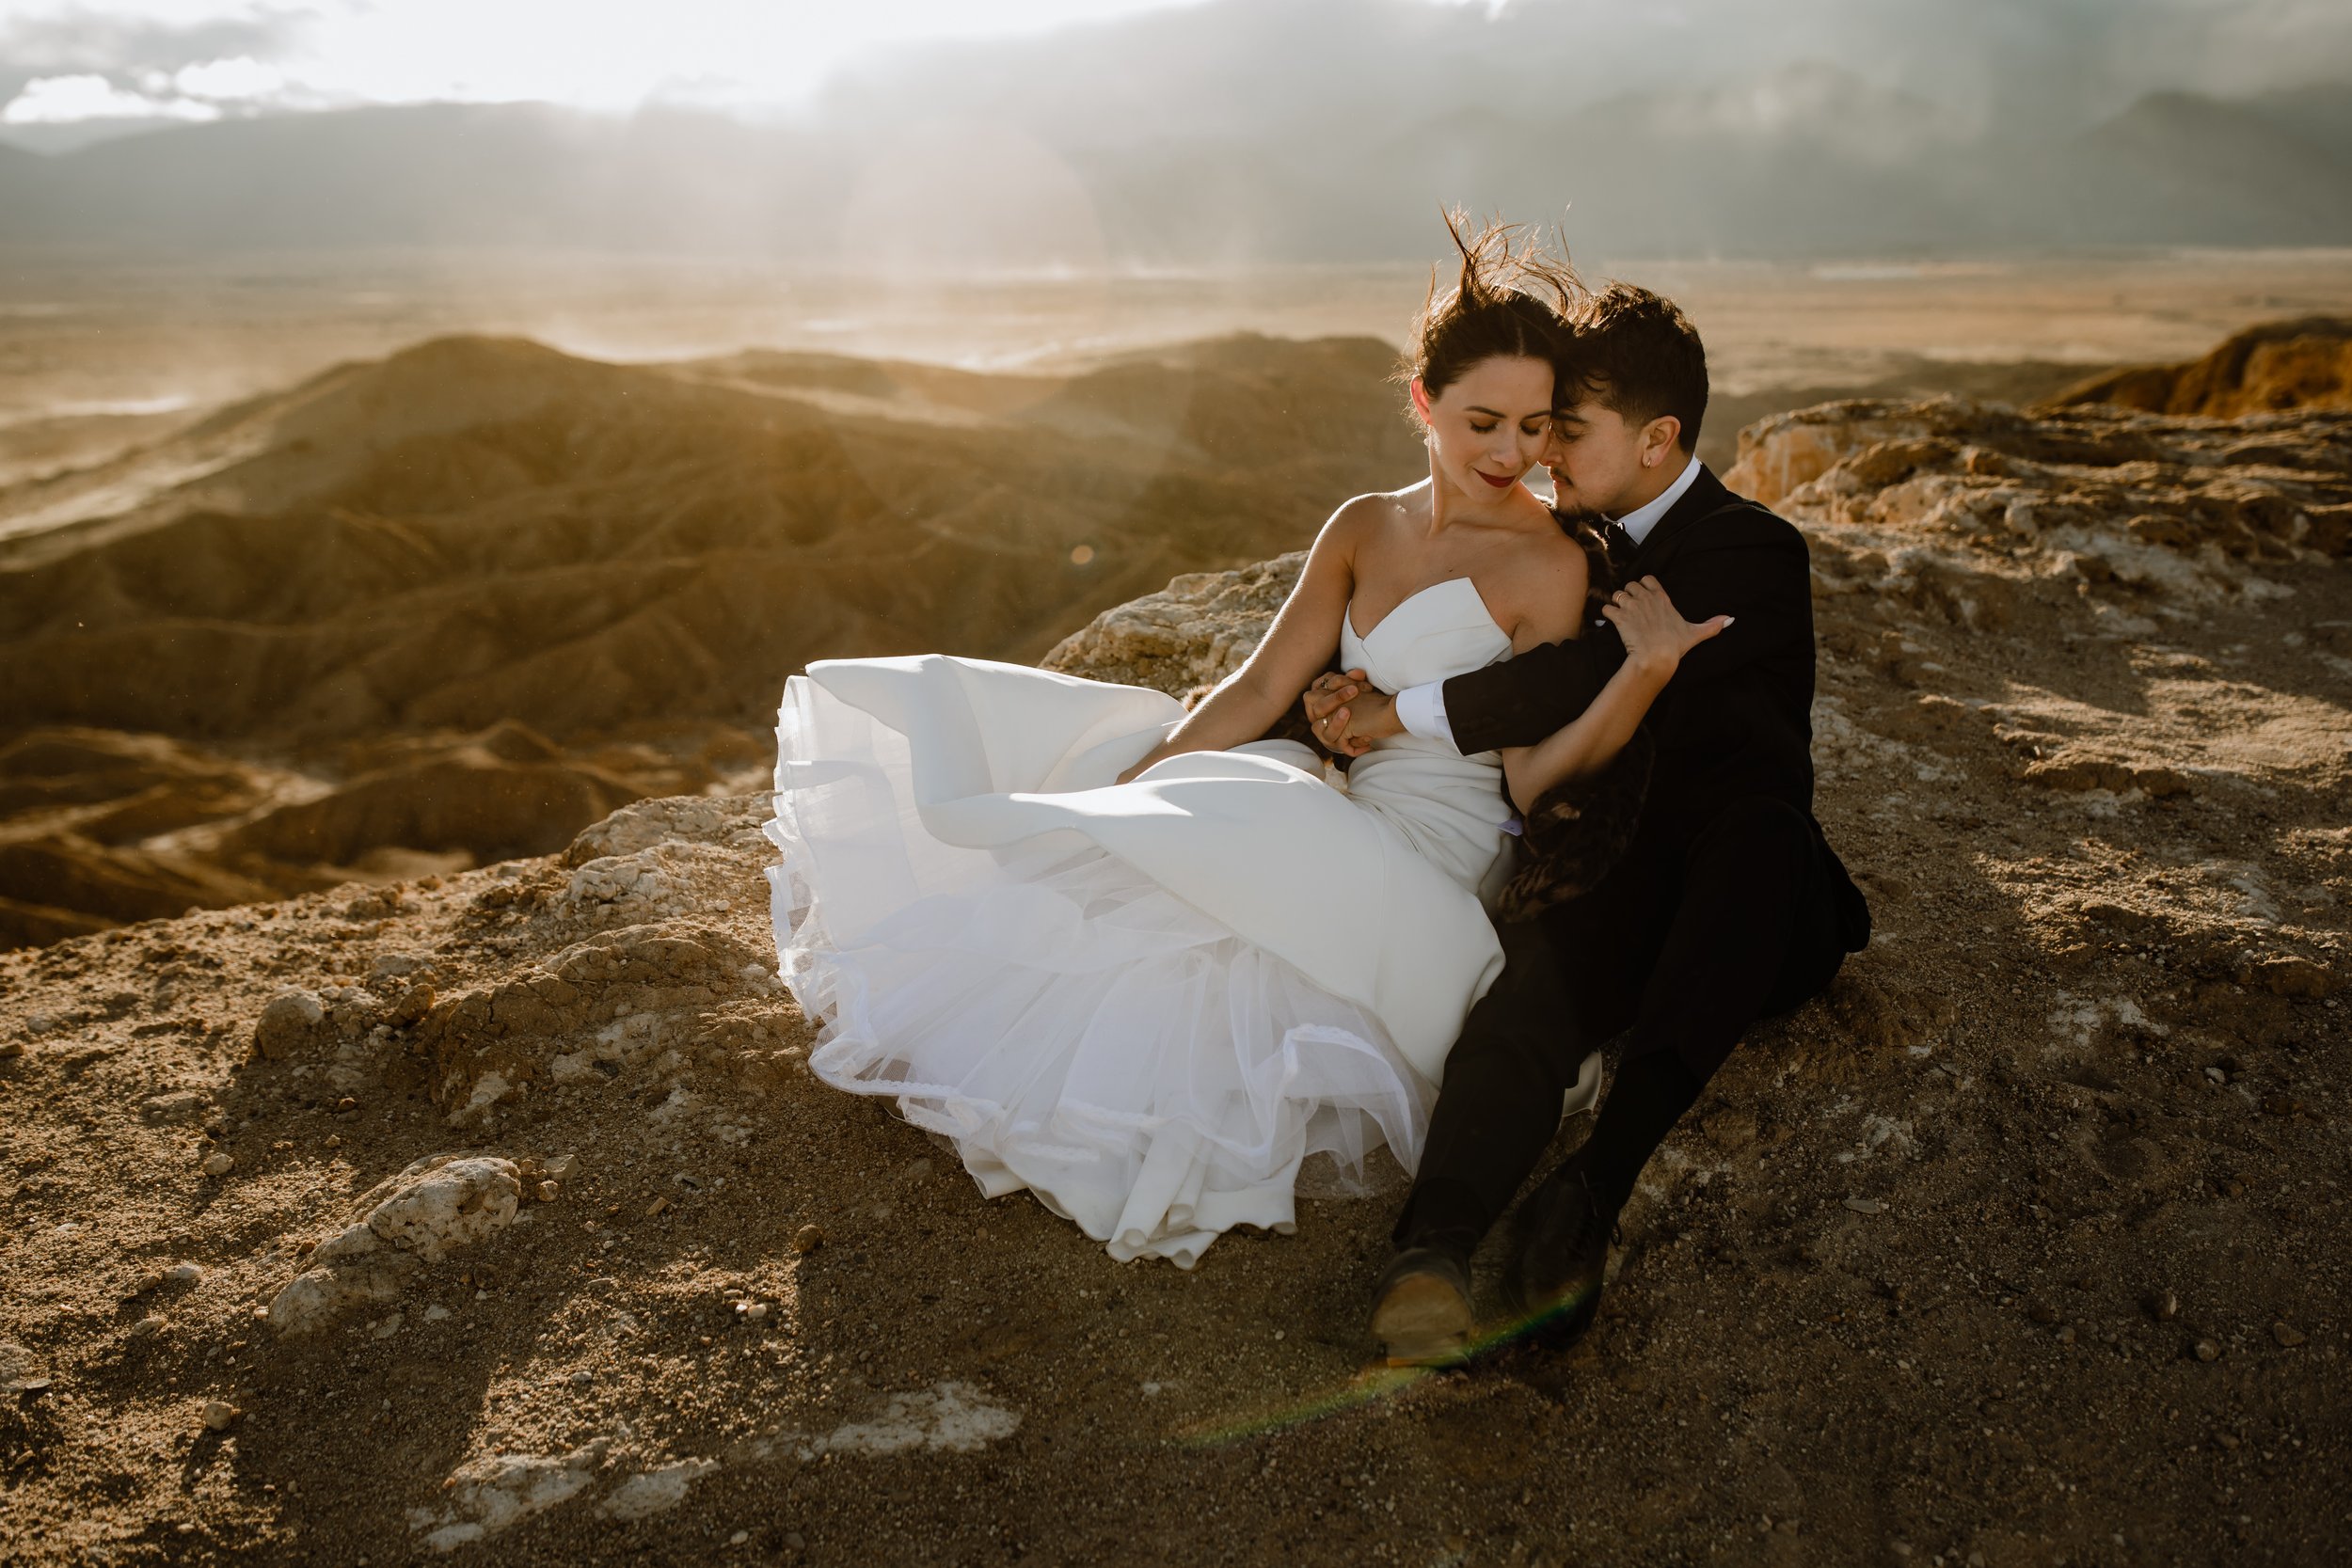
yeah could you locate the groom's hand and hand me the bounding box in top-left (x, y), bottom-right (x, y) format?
top-left (1304, 668), bottom-right (1395, 757)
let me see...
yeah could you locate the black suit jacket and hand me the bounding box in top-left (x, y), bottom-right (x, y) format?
top-left (1444, 465), bottom-right (1863, 939)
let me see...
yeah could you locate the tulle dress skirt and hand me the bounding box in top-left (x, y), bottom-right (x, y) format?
top-left (765, 650), bottom-right (1513, 1267)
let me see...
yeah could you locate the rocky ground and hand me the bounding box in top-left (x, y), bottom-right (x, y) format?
top-left (3, 370), bottom-right (2349, 1564)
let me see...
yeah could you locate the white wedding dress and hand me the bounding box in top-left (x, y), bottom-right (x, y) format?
top-left (765, 577), bottom-right (1540, 1266)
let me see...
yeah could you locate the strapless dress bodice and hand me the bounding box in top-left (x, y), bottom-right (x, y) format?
top-left (1329, 577), bottom-right (1516, 893)
top-left (1338, 575), bottom-right (1513, 699)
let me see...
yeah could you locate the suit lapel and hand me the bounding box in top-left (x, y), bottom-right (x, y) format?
top-left (1625, 464), bottom-right (1736, 576)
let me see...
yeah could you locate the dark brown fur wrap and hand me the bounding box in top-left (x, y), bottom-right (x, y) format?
top-left (1492, 722), bottom-right (1655, 924)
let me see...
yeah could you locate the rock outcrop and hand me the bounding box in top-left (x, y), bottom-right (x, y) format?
top-left (1041, 552), bottom-right (1305, 697)
top-left (266, 1153), bottom-right (524, 1335)
top-left (1724, 395), bottom-right (2348, 1009)
top-left (2051, 314), bottom-right (2352, 418)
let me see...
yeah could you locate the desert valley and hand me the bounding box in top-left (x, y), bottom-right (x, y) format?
top-left (0, 269), bottom-right (2348, 1564)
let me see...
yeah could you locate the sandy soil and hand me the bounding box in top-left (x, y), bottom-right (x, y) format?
top-left (2, 368), bottom-right (2346, 1563)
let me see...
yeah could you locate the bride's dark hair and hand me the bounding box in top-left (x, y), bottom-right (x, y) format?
top-left (1402, 210), bottom-right (1582, 403)
top-left (1403, 211), bottom-right (1611, 592)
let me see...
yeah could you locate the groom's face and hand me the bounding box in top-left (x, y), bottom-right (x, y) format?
top-left (1539, 394), bottom-right (1650, 516)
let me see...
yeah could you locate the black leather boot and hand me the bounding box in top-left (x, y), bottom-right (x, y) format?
top-left (1502, 1160), bottom-right (1614, 1347)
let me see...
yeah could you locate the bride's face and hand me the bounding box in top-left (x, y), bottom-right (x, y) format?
top-left (1413, 354), bottom-right (1553, 499)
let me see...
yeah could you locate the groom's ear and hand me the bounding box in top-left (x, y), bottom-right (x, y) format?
top-left (1640, 414), bottom-right (1683, 467)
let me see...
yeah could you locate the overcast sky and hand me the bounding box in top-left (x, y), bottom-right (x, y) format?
top-left (3, 0), bottom-right (2347, 130)
top-left (0, 0), bottom-right (1223, 122)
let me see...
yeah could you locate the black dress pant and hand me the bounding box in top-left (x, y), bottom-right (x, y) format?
top-left (1397, 796), bottom-right (1852, 1246)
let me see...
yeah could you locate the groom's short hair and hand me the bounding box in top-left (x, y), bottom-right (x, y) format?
top-left (1556, 284), bottom-right (1708, 454)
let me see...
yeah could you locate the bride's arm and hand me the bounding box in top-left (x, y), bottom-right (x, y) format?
top-left (1116, 502), bottom-right (1366, 784)
top-left (1499, 578), bottom-right (1729, 813)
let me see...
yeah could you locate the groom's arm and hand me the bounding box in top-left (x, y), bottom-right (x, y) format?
top-left (1435, 634), bottom-right (1622, 757)
top-left (1438, 516), bottom-right (1811, 754)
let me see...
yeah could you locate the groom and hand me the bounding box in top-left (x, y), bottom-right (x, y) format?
top-left (1309, 283), bottom-right (1870, 1363)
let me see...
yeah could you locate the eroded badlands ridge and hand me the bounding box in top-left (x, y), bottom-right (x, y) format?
top-left (0, 332), bottom-right (1422, 946)
top-left (0, 393), bottom-right (2346, 1565)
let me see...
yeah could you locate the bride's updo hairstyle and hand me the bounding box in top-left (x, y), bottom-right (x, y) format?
top-left (1400, 211), bottom-right (1582, 414)
top-left (1401, 213), bottom-right (1612, 594)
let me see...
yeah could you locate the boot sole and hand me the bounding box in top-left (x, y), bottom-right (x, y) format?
top-left (1371, 1270), bottom-right (1474, 1367)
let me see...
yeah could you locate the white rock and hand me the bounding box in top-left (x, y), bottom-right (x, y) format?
top-left (597, 1459), bottom-right (719, 1521)
top-left (548, 1051), bottom-right (598, 1085)
top-left (369, 952), bottom-right (430, 983)
top-left (267, 1259), bottom-right (408, 1335)
top-left (267, 1156), bottom-right (520, 1334)
top-left (648, 1087), bottom-right (701, 1126)
top-left (140, 1090), bottom-right (208, 1125)
top-left (448, 1072), bottom-right (515, 1126)
top-left (312, 1223), bottom-right (381, 1264)
top-left (818, 1382), bottom-right (1021, 1456)
top-left (253, 990), bottom-right (326, 1060)
top-left (366, 1157), bottom-right (521, 1260)
top-left (166, 1262), bottom-right (204, 1285)
top-left (424, 1304), bottom-right (452, 1322)
top-left (417, 1443), bottom-right (606, 1552)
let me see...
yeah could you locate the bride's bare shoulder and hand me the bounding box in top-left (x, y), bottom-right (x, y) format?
top-left (1497, 516), bottom-right (1590, 643)
top-left (1322, 484), bottom-right (1418, 544)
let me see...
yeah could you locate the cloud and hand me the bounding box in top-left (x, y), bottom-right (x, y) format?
top-left (173, 54), bottom-right (285, 101)
top-left (0, 6), bottom-right (292, 74)
top-left (0, 71), bottom-right (217, 123)
top-left (0, 0), bottom-right (2345, 135)
top-left (0, 1), bottom-right (1220, 120)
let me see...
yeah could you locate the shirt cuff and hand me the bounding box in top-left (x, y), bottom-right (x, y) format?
top-left (1393, 681), bottom-right (1459, 752)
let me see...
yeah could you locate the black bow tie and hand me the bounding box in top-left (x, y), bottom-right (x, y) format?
top-left (1599, 516), bottom-right (1638, 562)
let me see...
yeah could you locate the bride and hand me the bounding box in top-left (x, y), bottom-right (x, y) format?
top-left (763, 221), bottom-right (1723, 1266)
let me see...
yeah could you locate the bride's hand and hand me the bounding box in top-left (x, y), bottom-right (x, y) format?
top-left (1602, 577), bottom-right (1731, 677)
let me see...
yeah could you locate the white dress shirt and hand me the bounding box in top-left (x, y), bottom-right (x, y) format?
top-left (1392, 455), bottom-right (1705, 752)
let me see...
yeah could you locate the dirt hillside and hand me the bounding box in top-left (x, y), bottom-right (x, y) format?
top-left (0, 333), bottom-right (1422, 945)
top-left (1, 358), bottom-right (2348, 1567)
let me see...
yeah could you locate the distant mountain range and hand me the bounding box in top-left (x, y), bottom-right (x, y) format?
top-left (0, 64), bottom-right (2346, 260)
